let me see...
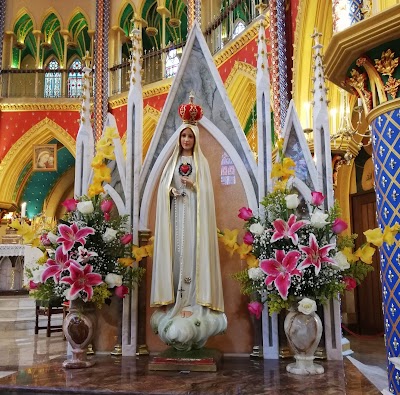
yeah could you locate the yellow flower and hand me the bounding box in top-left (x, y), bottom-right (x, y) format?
top-left (281, 157), bottom-right (296, 179)
top-left (276, 138), bottom-right (284, 150)
top-left (87, 182), bottom-right (104, 197)
top-left (144, 243), bottom-right (153, 258)
top-left (383, 225), bottom-right (398, 246)
top-left (118, 257), bottom-right (134, 267)
top-left (91, 154), bottom-right (105, 169)
top-left (273, 179), bottom-right (288, 192)
top-left (219, 228), bottom-right (239, 249)
top-left (37, 252), bottom-right (49, 265)
top-left (364, 228), bottom-right (383, 247)
top-left (104, 126), bottom-right (119, 140)
top-left (236, 243), bottom-right (252, 260)
top-left (132, 245), bottom-right (148, 262)
top-left (354, 243), bottom-right (376, 264)
top-left (246, 254), bottom-right (259, 268)
top-left (341, 247), bottom-right (357, 263)
top-left (93, 164), bottom-right (112, 184)
top-left (96, 138), bottom-right (115, 160)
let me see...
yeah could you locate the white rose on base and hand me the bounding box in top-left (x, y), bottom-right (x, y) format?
top-left (249, 223), bottom-right (264, 236)
top-left (105, 273), bottom-right (123, 288)
top-left (47, 232), bottom-right (58, 244)
top-left (298, 298), bottom-right (317, 315)
top-left (333, 251), bottom-right (350, 271)
top-left (102, 228), bottom-right (118, 242)
top-left (285, 194), bottom-right (300, 209)
top-left (77, 201), bottom-right (94, 215)
top-left (310, 209), bottom-right (329, 228)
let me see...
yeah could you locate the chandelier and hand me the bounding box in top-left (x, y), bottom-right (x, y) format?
top-left (331, 89), bottom-right (372, 165)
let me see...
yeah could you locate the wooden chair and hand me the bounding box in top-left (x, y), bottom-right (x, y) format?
top-left (34, 299), bottom-right (64, 337)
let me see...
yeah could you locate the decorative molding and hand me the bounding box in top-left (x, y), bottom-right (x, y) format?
top-left (325, 4), bottom-right (400, 88)
top-left (366, 97), bottom-right (400, 123)
top-left (143, 104), bottom-right (161, 118)
top-left (143, 82), bottom-right (171, 98)
top-left (224, 61), bottom-right (256, 89)
top-left (0, 102), bottom-right (81, 111)
top-left (108, 95), bottom-right (128, 108)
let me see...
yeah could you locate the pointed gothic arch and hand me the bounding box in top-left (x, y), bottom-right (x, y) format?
top-left (0, 118), bottom-right (76, 204)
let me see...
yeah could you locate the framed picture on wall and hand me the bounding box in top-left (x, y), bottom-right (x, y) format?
top-left (32, 144), bottom-right (58, 172)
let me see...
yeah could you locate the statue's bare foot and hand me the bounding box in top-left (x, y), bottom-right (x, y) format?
top-left (181, 310), bottom-right (193, 318)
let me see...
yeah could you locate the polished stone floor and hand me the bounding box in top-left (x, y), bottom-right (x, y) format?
top-left (0, 329), bottom-right (387, 394)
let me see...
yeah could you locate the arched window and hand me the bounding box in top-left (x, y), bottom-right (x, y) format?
top-left (232, 20), bottom-right (245, 39)
top-left (165, 48), bottom-right (180, 78)
top-left (220, 152), bottom-right (236, 185)
top-left (68, 59), bottom-right (83, 98)
top-left (44, 59), bottom-right (61, 98)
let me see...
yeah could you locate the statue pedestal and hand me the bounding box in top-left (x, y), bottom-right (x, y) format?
top-left (148, 348), bottom-right (222, 372)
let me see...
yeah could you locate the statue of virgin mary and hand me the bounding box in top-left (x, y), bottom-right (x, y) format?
top-left (150, 96), bottom-right (227, 351)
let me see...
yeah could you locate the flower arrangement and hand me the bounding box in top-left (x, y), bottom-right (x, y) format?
top-left (27, 195), bottom-right (151, 307)
top-left (219, 139), bottom-right (399, 316)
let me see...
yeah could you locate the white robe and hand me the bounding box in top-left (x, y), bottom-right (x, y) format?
top-left (150, 124), bottom-right (227, 351)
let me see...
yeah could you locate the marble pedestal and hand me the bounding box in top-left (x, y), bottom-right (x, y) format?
top-left (148, 348), bottom-right (222, 372)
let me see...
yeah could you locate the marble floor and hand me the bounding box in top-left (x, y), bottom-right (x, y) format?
top-left (0, 329), bottom-right (387, 394)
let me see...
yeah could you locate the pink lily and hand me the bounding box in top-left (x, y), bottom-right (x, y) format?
top-left (57, 223), bottom-right (95, 254)
top-left (61, 263), bottom-right (103, 301)
top-left (42, 246), bottom-right (75, 283)
top-left (62, 198), bottom-right (78, 212)
top-left (298, 234), bottom-right (336, 275)
top-left (260, 250), bottom-right (302, 300)
top-left (104, 212), bottom-right (111, 222)
top-left (311, 191), bottom-right (325, 206)
top-left (76, 246), bottom-right (98, 263)
top-left (238, 207), bottom-right (253, 221)
top-left (271, 214), bottom-right (308, 245)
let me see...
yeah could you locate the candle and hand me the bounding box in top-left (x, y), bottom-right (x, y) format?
top-left (357, 97), bottom-right (362, 108)
top-left (21, 202), bottom-right (27, 218)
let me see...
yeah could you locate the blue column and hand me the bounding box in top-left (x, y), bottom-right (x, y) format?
top-left (372, 107), bottom-right (400, 393)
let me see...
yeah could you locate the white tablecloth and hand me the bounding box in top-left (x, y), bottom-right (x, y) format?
top-left (0, 244), bottom-right (25, 257)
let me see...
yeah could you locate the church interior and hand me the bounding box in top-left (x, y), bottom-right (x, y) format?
top-left (0, 0), bottom-right (399, 393)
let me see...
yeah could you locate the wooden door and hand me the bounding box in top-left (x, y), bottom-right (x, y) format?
top-left (351, 191), bottom-right (383, 335)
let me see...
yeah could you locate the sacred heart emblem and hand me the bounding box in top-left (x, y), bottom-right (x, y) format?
top-left (67, 316), bottom-right (90, 345)
top-left (179, 162), bottom-right (192, 176)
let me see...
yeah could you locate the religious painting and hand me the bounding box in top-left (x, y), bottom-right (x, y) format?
top-left (32, 144), bottom-right (57, 172)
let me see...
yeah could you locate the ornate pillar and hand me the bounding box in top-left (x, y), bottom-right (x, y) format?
top-left (156, 6), bottom-right (170, 78)
top-left (93, 0), bottom-right (111, 141)
top-left (0, 0), bottom-right (6, 72)
top-left (325, 4), bottom-right (400, 392)
top-left (268, 0), bottom-right (280, 134)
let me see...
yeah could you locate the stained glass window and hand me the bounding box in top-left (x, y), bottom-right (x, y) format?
top-left (68, 59), bottom-right (83, 98)
top-left (44, 59), bottom-right (61, 98)
top-left (221, 152), bottom-right (236, 185)
top-left (165, 48), bottom-right (179, 78)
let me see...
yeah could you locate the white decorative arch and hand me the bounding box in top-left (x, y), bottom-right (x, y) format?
top-left (139, 116), bottom-right (258, 229)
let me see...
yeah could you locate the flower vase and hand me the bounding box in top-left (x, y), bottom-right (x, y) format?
top-left (63, 300), bottom-right (96, 369)
top-left (284, 309), bottom-right (324, 375)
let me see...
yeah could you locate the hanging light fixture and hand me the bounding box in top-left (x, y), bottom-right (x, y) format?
top-left (330, 89), bottom-right (372, 165)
